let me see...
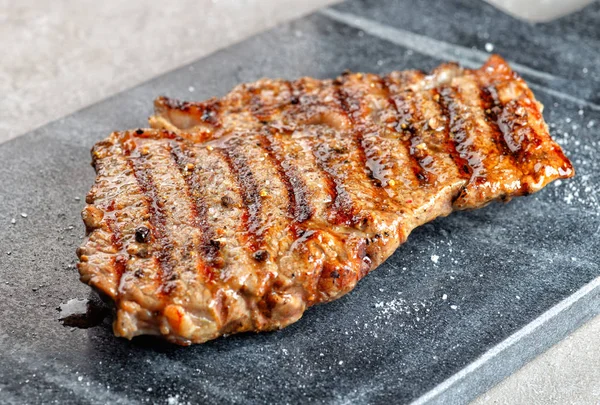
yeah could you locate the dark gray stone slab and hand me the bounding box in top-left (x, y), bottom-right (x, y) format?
top-left (1, 1), bottom-right (599, 404)
top-left (332, 0), bottom-right (600, 102)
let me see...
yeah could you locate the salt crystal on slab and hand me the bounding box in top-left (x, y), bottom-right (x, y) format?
top-left (564, 193), bottom-right (574, 204)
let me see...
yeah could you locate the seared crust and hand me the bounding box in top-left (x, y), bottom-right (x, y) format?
top-left (78, 56), bottom-right (573, 345)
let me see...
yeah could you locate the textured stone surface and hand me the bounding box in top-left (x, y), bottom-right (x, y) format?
top-left (333, 0), bottom-right (600, 101)
top-left (0, 0), bottom-right (599, 404)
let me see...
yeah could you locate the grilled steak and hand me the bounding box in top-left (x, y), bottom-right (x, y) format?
top-left (78, 55), bottom-right (573, 345)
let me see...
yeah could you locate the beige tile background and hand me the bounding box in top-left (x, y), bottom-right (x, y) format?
top-left (484, 0), bottom-right (595, 21)
top-left (472, 316), bottom-right (600, 405)
top-left (1, 1), bottom-right (598, 404)
top-left (0, 0), bottom-right (337, 142)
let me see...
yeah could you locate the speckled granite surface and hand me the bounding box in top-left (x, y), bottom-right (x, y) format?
top-left (1, 1), bottom-right (599, 404)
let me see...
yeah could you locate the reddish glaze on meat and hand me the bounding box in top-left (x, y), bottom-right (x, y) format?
top-left (77, 56), bottom-right (573, 345)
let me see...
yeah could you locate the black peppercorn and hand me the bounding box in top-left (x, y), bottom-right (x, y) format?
top-left (201, 110), bottom-right (212, 121)
top-left (221, 196), bottom-right (234, 208)
top-left (135, 226), bottom-right (150, 243)
top-left (253, 250), bottom-right (269, 262)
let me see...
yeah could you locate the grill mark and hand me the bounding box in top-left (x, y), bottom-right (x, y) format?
top-left (257, 133), bottom-right (313, 223)
top-left (434, 87), bottom-right (483, 181)
top-left (169, 141), bottom-right (222, 281)
top-left (477, 84), bottom-right (531, 189)
top-left (218, 142), bottom-right (264, 251)
top-left (335, 83), bottom-right (390, 190)
top-left (479, 86), bottom-right (514, 157)
top-left (310, 139), bottom-right (355, 225)
top-left (481, 84), bottom-right (540, 163)
top-left (382, 77), bottom-right (431, 184)
top-left (285, 79), bottom-right (354, 225)
top-left (246, 79), bottom-right (357, 226)
top-left (128, 153), bottom-right (176, 295)
top-left (325, 84), bottom-right (371, 224)
top-left (363, 79), bottom-right (402, 188)
top-left (244, 84), bottom-right (315, 236)
top-left (411, 89), bottom-right (442, 182)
